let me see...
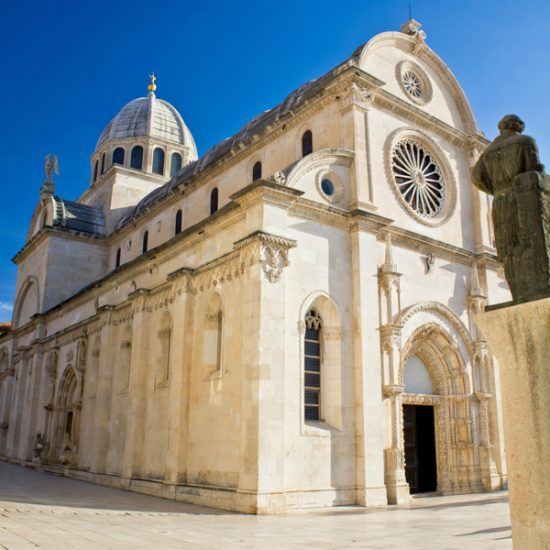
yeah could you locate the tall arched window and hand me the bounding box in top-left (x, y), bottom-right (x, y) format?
top-left (152, 148), bottom-right (165, 175)
top-left (252, 161), bottom-right (262, 181)
top-left (142, 231), bottom-right (149, 253)
top-left (302, 130), bottom-right (313, 157)
top-left (112, 147), bottom-right (125, 166)
top-left (93, 160), bottom-right (99, 182)
top-left (100, 153), bottom-right (106, 175)
top-left (170, 152), bottom-right (182, 177)
top-left (175, 209), bottom-right (182, 235)
top-left (130, 146), bottom-right (143, 170)
top-left (115, 247), bottom-right (121, 268)
top-left (304, 310), bottom-right (322, 421)
top-left (210, 187), bottom-right (219, 215)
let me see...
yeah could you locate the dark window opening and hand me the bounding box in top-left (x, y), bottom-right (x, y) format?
top-left (302, 130), bottom-right (313, 157)
top-left (252, 161), bottom-right (262, 181)
top-left (142, 231), bottom-right (149, 254)
top-left (112, 147), bottom-right (125, 166)
top-left (100, 153), bottom-right (106, 175)
top-left (130, 146), bottom-right (144, 170)
top-left (170, 152), bottom-right (182, 177)
top-left (115, 247), bottom-right (121, 268)
top-left (65, 411), bottom-right (73, 437)
top-left (175, 209), bottom-right (182, 235)
top-left (93, 160), bottom-right (99, 182)
top-left (304, 310), bottom-right (321, 421)
top-left (152, 148), bottom-right (165, 175)
top-left (210, 187), bottom-right (219, 215)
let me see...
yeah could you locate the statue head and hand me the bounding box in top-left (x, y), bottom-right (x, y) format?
top-left (498, 114), bottom-right (525, 135)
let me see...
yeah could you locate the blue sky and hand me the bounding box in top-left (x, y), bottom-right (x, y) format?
top-left (1, 0), bottom-right (549, 322)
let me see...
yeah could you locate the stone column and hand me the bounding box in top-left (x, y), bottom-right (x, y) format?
top-left (121, 289), bottom-right (150, 483)
top-left (90, 307), bottom-right (115, 474)
top-left (476, 298), bottom-right (550, 549)
top-left (378, 234), bottom-right (409, 504)
top-left (164, 275), bottom-right (192, 486)
top-left (350, 224), bottom-right (388, 507)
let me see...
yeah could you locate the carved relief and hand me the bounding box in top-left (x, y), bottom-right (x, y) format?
top-left (260, 244), bottom-right (289, 283)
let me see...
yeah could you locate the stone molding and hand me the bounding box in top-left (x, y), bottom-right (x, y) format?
top-left (384, 127), bottom-right (458, 227)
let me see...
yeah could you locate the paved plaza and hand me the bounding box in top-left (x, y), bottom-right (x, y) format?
top-left (0, 461), bottom-right (511, 549)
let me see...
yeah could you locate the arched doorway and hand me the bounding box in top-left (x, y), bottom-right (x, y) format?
top-left (401, 324), bottom-right (481, 495)
top-left (52, 367), bottom-right (80, 466)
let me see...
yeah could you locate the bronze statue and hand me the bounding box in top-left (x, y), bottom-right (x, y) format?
top-left (472, 115), bottom-right (550, 304)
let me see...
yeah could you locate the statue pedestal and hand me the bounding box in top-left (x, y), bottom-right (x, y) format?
top-left (476, 298), bottom-right (550, 549)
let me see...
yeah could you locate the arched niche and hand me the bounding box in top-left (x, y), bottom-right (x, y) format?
top-left (12, 277), bottom-right (40, 329)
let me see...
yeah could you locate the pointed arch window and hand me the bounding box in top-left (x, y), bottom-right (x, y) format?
top-left (100, 153), bottom-right (106, 175)
top-left (112, 147), bottom-right (125, 166)
top-left (175, 209), bottom-right (182, 235)
top-left (304, 310), bottom-right (322, 421)
top-left (252, 161), bottom-right (262, 181)
top-left (130, 146), bottom-right (144, 170)
top-left (115, 247), bottom-right (121, 268)
top-left (152, 148), bottom-right (165, 175)
top-left (142, 231), bottom-right (149, 254)
top-left (302, 130), bottom-right (313, 157)
top-left (170, 152), bottom-right (182, 177)
top-left (93, 160), bottom-right (99, 182)
top-left (210, 187), bottom-right (219, 215)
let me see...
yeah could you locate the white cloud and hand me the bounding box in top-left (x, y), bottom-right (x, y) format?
top-left (0, 302), bottom-right (13, 323)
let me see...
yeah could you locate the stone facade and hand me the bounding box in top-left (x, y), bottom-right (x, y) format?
top-left (0, 21), bottom-right (510, 513)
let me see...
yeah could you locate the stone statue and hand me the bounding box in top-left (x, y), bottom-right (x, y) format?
top-left (41, 154), bottom-right (59, 196)
top-left (472, 115), bottom-right (550, 303)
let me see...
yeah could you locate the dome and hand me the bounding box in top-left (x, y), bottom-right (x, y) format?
top-left (95, 90), bottom-right (197, 159)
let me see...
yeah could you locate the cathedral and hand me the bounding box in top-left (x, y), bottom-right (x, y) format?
top-left (0, 20), bottom-right (510, 513)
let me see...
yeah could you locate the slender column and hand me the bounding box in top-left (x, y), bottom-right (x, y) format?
top-left (90, 307), bottom-right (115, 474)
top-left (165, 276), bottom-right (192, 484)
top-left (351, 226), bottom-right (388, 507)
top-left (121, 290), bottom-right (150, 482)
top-left (378, 234), bottom-right (409, 503)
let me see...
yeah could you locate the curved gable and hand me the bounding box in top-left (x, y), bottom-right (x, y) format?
top-left (357, 31), bottom-right (477, 135)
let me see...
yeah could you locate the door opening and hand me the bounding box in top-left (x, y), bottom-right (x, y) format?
top-left (403, 404), bottom-right (437, 494)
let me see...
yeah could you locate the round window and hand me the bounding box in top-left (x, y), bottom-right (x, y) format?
top-left (321, 179), bottom-right (335, 196)
top-left (402, 71), bottom-right (423, 99)
top-left (391, 139), bottom-right (445, 218)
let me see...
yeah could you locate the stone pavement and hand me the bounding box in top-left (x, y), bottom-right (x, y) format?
top-left (0, 461), bottom-right (511, 549)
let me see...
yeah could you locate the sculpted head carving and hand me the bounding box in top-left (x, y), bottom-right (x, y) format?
top-left (497, 114), bottom-right (525, 135)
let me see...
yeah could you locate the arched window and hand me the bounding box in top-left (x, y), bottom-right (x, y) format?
top-left (130, 146), bottom-right (144, 170)
top-left (170, 152), bottom-right (182, 177)
top-left (142, 231), bottom-right (149, 254)
top-left (112, 147), bottom-right (125, 166)
top-left (152, 148), bottom-right (165, 175)
top-left (304, 310), bottom-right (321, 421)
top-left (252, 161), bottom-right (262, 181)
top-left (210, 187), bottom-right (219, 215)
top-left (100, 153), bottom-right (106, 175)
top-left (175, 209), bottom-right (182, 235)
top-left (302, 130), bottom-right (313, 157)
top-left (93, 160), bottom-right (99, 182)
top-left (115, 247), bottom-right (121, 268)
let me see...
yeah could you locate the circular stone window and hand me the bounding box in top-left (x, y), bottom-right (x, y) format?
top-left (397, 61), bottom-right (432, 105)
top-left (321, 178), bottom-right (335, 196)
top-left (391, 138), bottom-right (446, 219)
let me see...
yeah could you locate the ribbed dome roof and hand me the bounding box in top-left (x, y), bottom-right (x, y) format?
top-left (95, 93), bottom-right (197, 159)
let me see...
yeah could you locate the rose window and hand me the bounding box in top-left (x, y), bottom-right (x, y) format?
top-left (402, 71), bottom-right (423, 99)
top-left (391, 139), bottom-right (445, 218)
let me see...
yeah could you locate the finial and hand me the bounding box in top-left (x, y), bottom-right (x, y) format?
top-left (470, 261), bottom-right (484, 297)
top-left (41, 154), bottom-right (59, 197)
top-left (148, 73), bottom-right (157, 96)
top-left (383, 233), bottom-right (396, 273)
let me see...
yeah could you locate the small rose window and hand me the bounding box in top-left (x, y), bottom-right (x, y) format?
top-left (402, 71), bottom-right (423, 99)
top-left (391, 139), bottom-right (445, 218)
top-left (321, 178), bottom-right (335, 196)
